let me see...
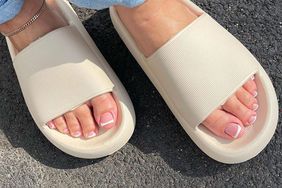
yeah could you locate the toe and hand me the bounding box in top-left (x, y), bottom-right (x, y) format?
top-left (73, 104), bottom-right (97, 139)
top-left (47, 121), bottom-right (56, 129)
top-left (222, 95), bottom-right (257, 126)
top-left (203, 109), bottom-right (245, 139)
top-left (236, 87), bottom-right (258, 111)
top-left (53, 116), bottom-right (69, 134)
top-left (64, 112), bottom-right (82, 138)
top-left (243, 77), bottom-right (258, 97)
top-left (91, 93), bottom-right (118, 130)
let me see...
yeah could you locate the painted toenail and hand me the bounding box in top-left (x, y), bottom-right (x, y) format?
top-left (249, 115), bottom-right (257, 125)
top-left (251, 75), bottom-right (255, 80)
top-left (47, 122), bottom-right (55, 129)
top-left (87, 131), bottom-right (96, 138)
top-left (253, 104), bottom-right (259, 111)
top-left (253, 91), bottom-right (258, 97)
top-left (99, 112), bottom-right (115, 127)
top-left (63, 128), bottom-right (69, 134)
top-left (224, 123), bottom-right (242, 138)
top-left (73, 131), bottom-right (81, 138)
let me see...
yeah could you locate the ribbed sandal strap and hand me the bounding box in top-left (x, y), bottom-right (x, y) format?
top-left (13, 26), bottom-right (114, 124)
top-left (147, 14), bottom-right (258, 128)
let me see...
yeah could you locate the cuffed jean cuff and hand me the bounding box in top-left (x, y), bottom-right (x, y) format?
top-left (69, 0), bottom-right (145, 10)
top-left (0, 0), bottom-right (24, 24)
top-left (0, 0), bottom-right (146, 25)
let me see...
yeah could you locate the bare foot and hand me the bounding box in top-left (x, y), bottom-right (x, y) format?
top-left (116, 0), bottom-right (258, 139)
top-left (0, 0), bottom-right (118, 138)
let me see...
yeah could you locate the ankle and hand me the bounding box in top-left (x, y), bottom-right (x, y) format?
top-left (0, 0), bottom-right (43, 33)
top-left (116, 0), bottom-right (197, 24)
top-left (115, 0), bottom-right (198, 57)
top-left (1, 0), bottom-right (67, 51)
top-left (115, 0), bottom-right (167, 24)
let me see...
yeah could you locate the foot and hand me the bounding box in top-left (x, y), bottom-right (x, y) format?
top-left (0, 0), bottom-right (118, 138)
top-left (116, 0), bottom-right (258, 140)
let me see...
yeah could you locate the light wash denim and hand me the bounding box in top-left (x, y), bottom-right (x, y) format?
top-left (0, 0), bottom-right (145, 24)
top-left (69, 0), bottom-right (145, 10)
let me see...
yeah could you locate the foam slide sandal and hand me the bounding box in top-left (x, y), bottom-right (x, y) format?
top-left (110, 0), bottom-right (279, 163)
top-left (6, 0), bottom-right (135, 159)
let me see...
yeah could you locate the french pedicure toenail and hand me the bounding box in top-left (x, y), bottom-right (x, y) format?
top-left (87, 131), bottom-right (96, 138)
top-left (224, 123), bottom-right (242, 138)
top-left (249, 115), bottom-right (257, 125)
top-left (253, 104), bottom-right (259, 111)
top-left (48, 122), bottom-right (55, 129)
top-left (63, 128), bottom-right (69, 134)
top-left (73, 131), bottom-right (81, 138)
top-left (99, 112), bottom-right (115, 127)
top-left (251, 75), bottom-right (255, 80)
top-left (253, 91), bottom-right (258, 97)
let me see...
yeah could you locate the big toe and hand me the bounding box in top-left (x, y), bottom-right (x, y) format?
top-left (91, 93), bottom-right (118, 130)
top-left (203, 109), bottom-right (245, 140)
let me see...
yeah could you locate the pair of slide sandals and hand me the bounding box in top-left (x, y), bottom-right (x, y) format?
top-left (6, 0), bottom-right (278, 163)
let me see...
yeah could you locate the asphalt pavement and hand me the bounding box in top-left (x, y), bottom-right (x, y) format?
top-left (0, 0), bottom-right (281, 187)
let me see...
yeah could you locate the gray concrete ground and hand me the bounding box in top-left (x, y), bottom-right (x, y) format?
top-left (0, 0), bottom-right (281, 187)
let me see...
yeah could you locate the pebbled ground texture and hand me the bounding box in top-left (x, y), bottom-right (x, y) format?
top-left (0, 0), bottom-right (281, 187)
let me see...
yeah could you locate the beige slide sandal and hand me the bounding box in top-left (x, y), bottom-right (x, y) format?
top-left (110, 0), bottom-right (279, 163)
top-left (6, 0), bottom-right (135, 159)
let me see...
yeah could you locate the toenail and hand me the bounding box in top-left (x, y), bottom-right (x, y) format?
top-left (72, 131), bottom-right (81, 138)
top-left (87, 131), bottom-right (96, 138)
top-left (224, 123), bottom-right (242, 139)
top-left (253, 104), bottom-right (259, 111)
top-left (248, 115), bottom-right (257, 125)
top-left (253, 91), bottom-right (258, 97)
top-left (99, 112), bottom-right (115, 127)
top-left (47, 122), bottom-right (55, 129)
top-left (251, 75), bottom-right (255, 80)
top-left (63, 128), bottom-right (69, 134)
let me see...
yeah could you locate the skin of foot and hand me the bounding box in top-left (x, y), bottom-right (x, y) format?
top-left (0, 0), bottom-right (118, 138)
top-left (115, 0), bottom-right (259, 140)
